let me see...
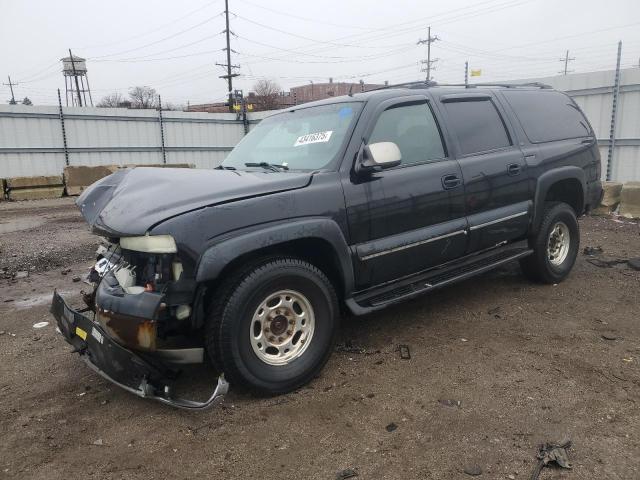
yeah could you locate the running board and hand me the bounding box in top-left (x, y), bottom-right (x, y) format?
top-left (350, 242), bottom-right (532, 312)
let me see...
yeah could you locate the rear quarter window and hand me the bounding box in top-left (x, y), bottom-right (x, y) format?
top-left (502, 90), bottom-right (592, 143)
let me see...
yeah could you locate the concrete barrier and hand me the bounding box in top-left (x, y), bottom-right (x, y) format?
top-left (63, 164), bottom-right (194, 196)
top-left (5, 175), bottom-right (65, 201)
top-left (64, 165), bottom-right (119, 196)
top-left (594, 181), bottom-right (623, 215)
top-left (619, 182), bottom-right (640, 219)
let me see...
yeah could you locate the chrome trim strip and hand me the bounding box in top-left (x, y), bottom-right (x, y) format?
top-left (469, 211), bottom-right (528, 231)
top-left (360, 229), bottom-right (467, 261)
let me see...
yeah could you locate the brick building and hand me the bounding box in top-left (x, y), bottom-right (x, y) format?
top-left (186, 79), bottom-right (386, 113)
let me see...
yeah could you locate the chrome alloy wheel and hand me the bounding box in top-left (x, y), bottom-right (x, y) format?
top-left (249, 289), bottom-right (315, 366)
top-left (547, 221), bottom-right (570, 266)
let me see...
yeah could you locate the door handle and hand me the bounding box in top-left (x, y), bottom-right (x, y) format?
top-left (442, 174), bottom-right (461, 190)
top-left (507, 163), bottom-right (521, 176)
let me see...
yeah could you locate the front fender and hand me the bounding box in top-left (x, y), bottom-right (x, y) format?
top-left (195, 218), bottom-right (354, 295)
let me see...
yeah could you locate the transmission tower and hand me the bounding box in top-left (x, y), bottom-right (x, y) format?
top-left (217, 0), bottom-right (240, 111)
top-left (417, 26), bottom-right (439, 82)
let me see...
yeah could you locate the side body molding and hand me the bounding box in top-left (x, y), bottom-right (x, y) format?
top-left (531, 166), bottom-right (586, 234)
top-left (195, 218), bottom-right (355, 294)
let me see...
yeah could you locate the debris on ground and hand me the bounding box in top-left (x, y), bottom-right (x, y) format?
top-left (439, 399), bottom-right (461, 407)
top-left (530, 440), bottom-right (572, 480)
top-left (487, 306), bottom-right (502, 318)
top-left (335, 468), bottom-right (358, 479)
top-left (602, 333), bottom-right (618, 341)
top-left (72, 276), bottom-right (81, 282)
top-left (586, 258), bottom-right (628, 268)
top-left (583, 246), bottom-right (604, 256)
top-left (61, 268), bottom-right (71, 275)
top-left (92, 439), bottom-right (104, 446)
top-left (628, 258), bottom-right (640, 271)
top-left (335, 340), bottom-right (366, 354)
top-left (398, 344), bottom-right (411, 359)
top-left (14, 271), bottom-right (28, 279)
top-left (32, 322), bottom-right (49, 329)
top-left (463, 464), bottom-right (482, 476)
top-left (385, 422), bottom-right (398, 432)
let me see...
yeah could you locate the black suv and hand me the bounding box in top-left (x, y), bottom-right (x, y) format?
top-left (51, 82), bottom-right (603, 409)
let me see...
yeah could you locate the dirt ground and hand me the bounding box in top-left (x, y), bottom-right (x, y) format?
top-left (1, 198), bottom-right (639, 480)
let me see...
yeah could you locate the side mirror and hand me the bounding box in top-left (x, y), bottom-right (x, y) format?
top-left (357, 141), bottom-right (402, 174)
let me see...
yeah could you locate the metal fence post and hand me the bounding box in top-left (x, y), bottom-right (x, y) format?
top-left (158, 95), bottom-right (167, 164)
top-left (57, 89), bottom-right (70, 166)
top-left (606, 41), bottom-right (622, 181)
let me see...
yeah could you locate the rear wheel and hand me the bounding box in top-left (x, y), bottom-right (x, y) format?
top-left (520, 202), bottom-right (580, 284)
top-left (206, 258), bottom-right (339, 394)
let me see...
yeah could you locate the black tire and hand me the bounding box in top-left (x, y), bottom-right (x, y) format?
top-left (520, 201), bottom-right (580, 284)
top-left (206, 258), bottom-right (339, 395)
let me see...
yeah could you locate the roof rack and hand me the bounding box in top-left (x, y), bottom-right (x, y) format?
top-left (371, 80), bottom-right (552, 92)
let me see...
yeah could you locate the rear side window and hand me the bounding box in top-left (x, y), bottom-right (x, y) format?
top-left (368, 102), bottom-right (445, 165)
top-left (442, 99), bottom-right (511, 155)
top-left (502, 90), bottom-right (591, 143)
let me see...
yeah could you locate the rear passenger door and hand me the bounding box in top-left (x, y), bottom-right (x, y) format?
top-left (439, 93), bottom-right (530, 253)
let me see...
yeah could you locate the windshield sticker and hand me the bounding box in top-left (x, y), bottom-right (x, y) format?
top-left (294, 130), bottom-right (333, 147)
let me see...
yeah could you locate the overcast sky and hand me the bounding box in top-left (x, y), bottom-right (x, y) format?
top-left (1, 0), bottom-right (639, 106)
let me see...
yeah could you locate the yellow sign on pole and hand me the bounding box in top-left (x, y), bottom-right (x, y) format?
top-left (470, 69), bottom-right (482, 77)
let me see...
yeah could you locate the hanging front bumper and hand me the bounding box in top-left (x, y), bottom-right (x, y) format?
top-left (50, 290), bottom-right (229, 410)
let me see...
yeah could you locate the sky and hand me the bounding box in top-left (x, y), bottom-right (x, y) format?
top-left (1, 0), bottom-right (639, 107)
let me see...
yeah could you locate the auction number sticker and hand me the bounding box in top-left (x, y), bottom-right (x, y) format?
top-left (294, 130), bottom-right (333, 147)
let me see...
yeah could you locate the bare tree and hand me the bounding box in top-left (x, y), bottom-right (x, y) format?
top-left (252, 79), bottom-right (281, 111)
top-left (97, 92), bottom-right (125, 108)
top-left (128, 86), bottom-right (158, 109)
top-left (21, 97), bottom-right (33, 106)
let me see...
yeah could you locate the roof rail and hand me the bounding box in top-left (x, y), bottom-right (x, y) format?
top-left (370, 80), bottom-right (552, 92)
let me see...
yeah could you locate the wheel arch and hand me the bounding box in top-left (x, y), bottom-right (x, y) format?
top-left (531, 167), bottom-right (586, 235)
top-left (195, 218), bottom-right (354, 297)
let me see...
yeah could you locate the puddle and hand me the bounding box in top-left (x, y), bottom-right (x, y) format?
top-left (0, 217), bottom-right (45, 234)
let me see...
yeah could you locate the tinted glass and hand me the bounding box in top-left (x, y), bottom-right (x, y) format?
top-left (503, 90), bottom-right (591, 143)
top-left (368, 102), bottom-right (445, 165)
top-left (222, 102), bottom-right (362, 171)
top-left (443, 99), bottom-right (511, 155)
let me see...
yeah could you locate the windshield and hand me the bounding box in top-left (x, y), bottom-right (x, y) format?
top-left (222, 102), bottom-right (362, 171)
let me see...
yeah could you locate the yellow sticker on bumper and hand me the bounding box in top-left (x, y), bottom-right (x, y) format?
top-left (75, 326), bottom-right (87, 340)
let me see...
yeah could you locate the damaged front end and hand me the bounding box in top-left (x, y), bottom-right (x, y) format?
top-left (51, 236), bottom-right (228, 410)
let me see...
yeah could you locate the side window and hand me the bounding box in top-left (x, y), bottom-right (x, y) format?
top-left (368, 102), bottom-right (445, 165)
top-left (443, 99), bottom-right (511, 155)
top-left (502, 90), bottom-right (592, 143)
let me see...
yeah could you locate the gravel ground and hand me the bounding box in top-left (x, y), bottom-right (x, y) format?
top-left (0, 198), bottom-right (639, 480)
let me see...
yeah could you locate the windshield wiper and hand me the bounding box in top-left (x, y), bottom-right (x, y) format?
top-left (244, 162), bottom-right (289, 172)
top-left (215, 165), bottom-right (236, 170)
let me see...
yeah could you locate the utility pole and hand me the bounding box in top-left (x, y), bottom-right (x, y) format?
top-left (69, 49), bottom-right (83, 106)
top-left (417, 26), bottom-right (439, 82)
top-left (559, 50), bottom-right (575, 75)
top-left (3, 75), bottom-right (18, 104)
top-left (218, 0), bottom-right (240, 112)
top-left (464, 61), bottom-right (469, 87)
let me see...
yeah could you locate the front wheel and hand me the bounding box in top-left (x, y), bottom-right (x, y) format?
top-left (520, 201), bottom-right (580, 284)
top-left (206, 258), bottom-right (339, 395)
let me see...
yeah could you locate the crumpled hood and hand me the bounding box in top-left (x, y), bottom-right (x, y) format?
top-left (77, 167), bottom-right (312, 236)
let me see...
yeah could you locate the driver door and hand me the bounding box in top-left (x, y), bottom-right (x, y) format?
top-left (342, 96), bottom-right (468, 289)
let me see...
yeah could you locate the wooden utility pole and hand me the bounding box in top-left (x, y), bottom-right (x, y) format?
top-left (417, 27), bottom-right (439, 82)
top-left (3, 75), bottom-right (18, 104)
top-left (218, 0), bottom-right (240, 111)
